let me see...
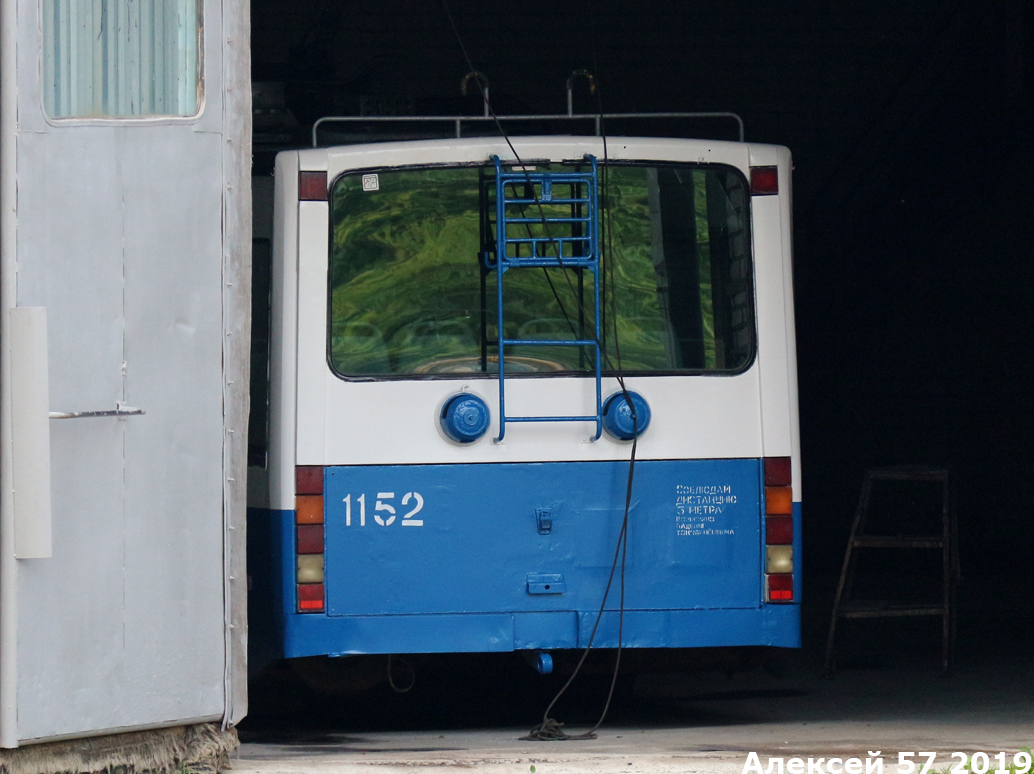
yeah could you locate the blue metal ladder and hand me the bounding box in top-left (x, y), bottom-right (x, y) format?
top-left (488, 154), bottom-right (602, 442)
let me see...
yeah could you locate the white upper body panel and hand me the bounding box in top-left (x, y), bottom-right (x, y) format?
top-left (269, 136), bottom-right (800, 508)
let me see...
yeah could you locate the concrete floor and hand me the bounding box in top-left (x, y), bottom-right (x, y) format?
top-left (234, 580), bottom-right (1033, 773)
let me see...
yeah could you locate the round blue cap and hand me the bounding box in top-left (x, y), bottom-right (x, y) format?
top-left (440, 393), bottom-right (491, 443)
top-left (602, 390), bottom-right (651, 441)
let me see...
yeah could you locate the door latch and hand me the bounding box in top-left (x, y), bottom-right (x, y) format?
top-left (536, 507), bottom-right (553, 535)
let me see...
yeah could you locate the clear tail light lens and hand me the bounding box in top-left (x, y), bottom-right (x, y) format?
top-left (766, 545), bottom-right (794, 574)
top-left (296, 554), bottom-right (325, 583)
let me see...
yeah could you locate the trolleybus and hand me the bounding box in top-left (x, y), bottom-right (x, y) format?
top-left (248, 130), bottom-right (801, 672)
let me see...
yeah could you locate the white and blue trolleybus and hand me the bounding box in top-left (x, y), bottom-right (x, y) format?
top-left (249, 129), bottom-right (801, 667)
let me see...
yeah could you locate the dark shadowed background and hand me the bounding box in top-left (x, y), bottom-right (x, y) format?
top-left (249, 0), bottom-right (1033, 623)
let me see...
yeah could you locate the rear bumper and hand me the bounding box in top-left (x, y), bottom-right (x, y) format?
top-left (281, 604), bottom-right (801, 658)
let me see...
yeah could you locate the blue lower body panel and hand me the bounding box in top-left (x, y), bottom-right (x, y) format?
top-left (256, 459), bottom-right (802, 658)
top-left (283, 606), bottom-right (800, 657)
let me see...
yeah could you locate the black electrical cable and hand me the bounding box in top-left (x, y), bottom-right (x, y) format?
top-left (522, 0), bottom-right (639, 740)
top-left (439, 0), bottom-right (640, 741)
top-left (440, 0), bottom-right (604, 354)
top-left (522, 421), bottom-right (636, 742)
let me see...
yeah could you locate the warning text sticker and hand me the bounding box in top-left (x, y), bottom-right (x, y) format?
top-left (675, 484), bottom-right (737, 537)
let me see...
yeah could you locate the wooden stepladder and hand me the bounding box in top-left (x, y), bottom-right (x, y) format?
top-left (824, 467), bottom-right (958, 674)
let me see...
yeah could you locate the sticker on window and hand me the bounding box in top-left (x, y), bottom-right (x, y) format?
top-left (362, 174), bottom-right (380, 191)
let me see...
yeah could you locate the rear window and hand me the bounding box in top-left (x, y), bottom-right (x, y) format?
top-left (327, 161), bottom-right (754, 378)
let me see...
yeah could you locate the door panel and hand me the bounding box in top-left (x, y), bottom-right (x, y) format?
top-left (121, 129), bottom-right (226, 722)
top-left (3, 0), bottom-right (245, 744)
top-left (14, 129), bottom-right (130, 739)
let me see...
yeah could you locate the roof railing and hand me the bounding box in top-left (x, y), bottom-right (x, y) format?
top-left (311, 111), bottom-right (745, 147)
top-left (312, 71), bottom-right (742, 147)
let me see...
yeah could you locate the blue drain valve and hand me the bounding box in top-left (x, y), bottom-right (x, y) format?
top-left (439, 393), bottom-right (491, 443)
top-left (602, 390), bottom-right (651, 440)
top-left (523, 650), bottom-right (554, 675)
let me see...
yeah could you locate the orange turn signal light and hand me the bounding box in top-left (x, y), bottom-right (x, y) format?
top-left (765, 486), bottom-right (793, 515)
top-left (296, 495), bottom-right (324, 525)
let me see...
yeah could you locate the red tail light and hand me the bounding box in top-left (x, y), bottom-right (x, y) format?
top-left (298, 171), bottom-right (328, 202)
top-left (298, 583), bottom-right (325, 612)
top-left (297, 524), bottom-right (325, 554)
top-left (296, 465), bottom-right (324, 494)
top-left (296, 466), bottom-right (326, 613)
top-left (766, 515), bottom-right (794, 544)
top-left (764, 456), bottom-right (791, 486)
top-left (750, 166), bottom-right (779, 196)
top-left (767, 574), bottom-right (793, 601)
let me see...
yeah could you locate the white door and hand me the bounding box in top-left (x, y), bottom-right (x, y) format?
top-left (0, 0), bottom-right (250, 745)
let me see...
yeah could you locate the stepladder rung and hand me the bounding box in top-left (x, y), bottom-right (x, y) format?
top-left (851, 535), bottom-right (944, 548)
top-left (837, 603), bottom-right (947, 618)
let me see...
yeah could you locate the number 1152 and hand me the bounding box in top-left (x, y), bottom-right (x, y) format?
top-left (342, 492), bottom-right (425, 527)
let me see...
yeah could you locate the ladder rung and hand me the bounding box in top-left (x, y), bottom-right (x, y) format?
top-left (507, 415), bottom-right (599, 423)
top-left (505, 235), bottom-right (591, 244)
top-left (505, 216), bottom-right (592, 224)
top-left (502, 199), bottom-right (592, 207)
top-left (503, 338), bottom-right (595, 347)
top-left (504, 251), bottom-right (592, 260)
top-left (498, 174), bottom-right (594, 183)
top-left (498, 258), bottom-right (597, 268)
